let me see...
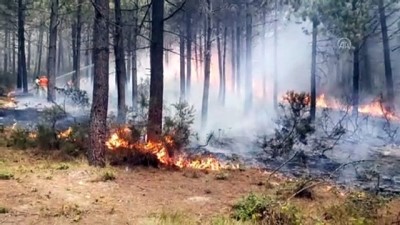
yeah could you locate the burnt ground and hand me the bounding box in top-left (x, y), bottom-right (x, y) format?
top-left (1, 148), bottom-right (400, 225)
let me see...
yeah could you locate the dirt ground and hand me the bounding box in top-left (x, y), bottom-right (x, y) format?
top-left (1, 147), bottom-right (400, 225)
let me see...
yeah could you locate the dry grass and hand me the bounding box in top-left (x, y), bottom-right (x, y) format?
top-left (0, 147), bottom-right (399, 225)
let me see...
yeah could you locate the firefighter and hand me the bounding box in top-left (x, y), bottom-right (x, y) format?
top-left (38, 76), bottom-right (48, 97)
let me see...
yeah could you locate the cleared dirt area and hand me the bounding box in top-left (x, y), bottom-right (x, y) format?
top-left (1, 147), bottom-right (400, 225)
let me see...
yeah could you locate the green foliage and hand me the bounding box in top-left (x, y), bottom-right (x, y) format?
top-left (99, 170), bottom-right (116, 182)
top-left (323, 192), bottom-right (388, 224)
top-left (55, 87), bottom-right (90, 108)
top-left (7, 127), bottom-right (37, 150)
top-left (36, 124), bottom-right (58, 150)
top-left (163, 101), bottom-right (196, 149)
top-left (231, 193), bottom-right (303, 224)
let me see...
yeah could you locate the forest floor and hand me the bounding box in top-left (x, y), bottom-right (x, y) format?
top-left (1, 147), bottom-right (400, 225)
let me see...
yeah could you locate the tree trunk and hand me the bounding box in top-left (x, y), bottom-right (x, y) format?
top-left (147, 0), bottom-right (164, 141)
top-left (57, 28), bottom-right (63, 75)
top-left (352, 46), bottom-right (360, 115)
top-left (194, 32), bottom-right (199, 79)
top-left (35, 22), bottom-right (44, 76)
top-left (88, 0), bottom-right (110, 167)
top-left (217, 20), bottom-right (223, 102)
top-left (273, 0), bottom-right (278, 110)
top-left (222, 25), bottom-right (227, 105)
top-left (378, 0), bottom-right (394, 109)
top-left (114, 0), bottom-right (127, 123)
top-left (17, 0), bottom-right (28, 93)
top-left (47, 0), bottom-right (58, 102)
top-left (236, 17), bottom-right (241, 94)
top-left (262, 9), bottom-right (266, 99)
top-left (310, 19), bottom-right (318, 121)
top-left (132, 2), bottom-right (138, 110)
top-left (244, 1), bottom-right (253, 113)
top-left (231, 24), bottom-right (235, 93)
top-left (201, 0), bottom-right (212, 128)
top-left (186, 12), bottom-right (192, 96)
top-left (72, 0), bottom-right (83, 89)
top-left (27, 31), bottom-right (31, 74)
top-left (4, 29), bottom-right (8, 74)
top-left (199, 29), bottom-right (203, 67)
top-left (179, 25), bottom-right (185, 100)
top-left (12, 32), bottom-right (16, 86)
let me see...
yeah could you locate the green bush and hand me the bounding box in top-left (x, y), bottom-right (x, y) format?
top-left (323, 192), bottom-right (388, 225)
top-left (231, 193), bottom-right (302, 225)
top-left (7, 127), bottom-right (37, 150)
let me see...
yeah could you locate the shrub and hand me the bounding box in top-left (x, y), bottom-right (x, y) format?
top-left (323, 192), bottom-right (388, 225)
top-left (0, 71), bottom-right (16, 96)
top-left (7, 127), bottom-right (37, 150)
top-left (231, 193), bottom-right (302, 224)
top-left (55, 87), bottom-right (90, 108)
top-left (163, 101), bottom-right (196, 149)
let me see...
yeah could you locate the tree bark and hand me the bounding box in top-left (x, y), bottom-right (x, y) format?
top-left (222, 25), bottom-right (227, 105)
top-left (88, 0), bottom-right (110, 167)
top-left (4, 29), bottom-right (8, 74)
top-left (35, 22), bottom-right (44, 76)
top-left (378, 0), bottom-right (394, 109)
top-left (114, 0), bottom-right (127, 123)
top-left (201, 0), bottom-right (212, 128)
top-left (194, 32), bottom-right (199, 79)
top-left (231, 24), bottom-right (235, 93)
top-left (12, 32), bottom-right (16, 86)
top-left (273, 0), bottom-right (278, 110)
top-left (47, 0), bottom-right (58, 102)
top-left (147, 0), bottom-right (164, 141)
top-left (72, 0), bottom-right (83, 89)
top-left (244, 1), bottom-right (253, 113)
top-left (186, 11), bottom-right (192, 96)
top-left (352, 46), bottom-right (360, 115)
top-left (27, 30), bottom-right (31, 74)
top-left (179, 25), bottom-right (185, 100)
top-left (310, 19), bottom-right (318, 121)
top-left (236, 15), bottom-right (241, 94)
top-left (17, 0), bottom-right (28, 93)
top-left (217, 20), bottom-right (223, 102)
top-left (132, 2), bottom-right (138, 110)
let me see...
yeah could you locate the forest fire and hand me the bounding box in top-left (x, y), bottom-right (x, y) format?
top-left (105, 127), bottom-right (238, 171)
top-left (280, 92), bottom-right (399, 120)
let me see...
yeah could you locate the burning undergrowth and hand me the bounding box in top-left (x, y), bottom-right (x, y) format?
top-left (105, 126), bottom-right (238, 170)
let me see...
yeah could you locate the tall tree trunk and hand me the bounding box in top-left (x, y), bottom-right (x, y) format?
top-left (27, 30), bottom-right (31, 74)
top-left (236, 17), bottom-right (241, 94)
top-left (217, 20), bottom-right (223, 102)
top-left (199, 29), bottom-right (203, 68)
top-left (201, 0), bottom-right (212, 128)
top-left (194, 32), bottom-right (199, 79)
top-left (222, 26), bottom-right (227, 106)
top-left (57, 28), bottom-right (63, 75)
top-left (47, 0), bottom-right (58, 102)
top-left (132, 2), bottom-right (138, 110)
top-left (35, 22), bottom-right (44, 76)
top-left (179, 25), bottom-right (185, 100)
top-left (262, 9), bottom-right (266, 99)
top-left (310, 19), bottom-right (318, 121)
top-left (12, 32), bottom-right (16, 86)
top-left (244, 1), bottom-right (253, 113)
top-left (186, 12), bottom-right (192, 96)
top-left (17, 0), bottom-right (28, 92)
top-left (231, 24), bottom-right (235, 93)
top-left (114, 0), bottom-right (127, 123)
top-left (378, 0), bottom-right (394, 109)
top-left (4, 29), bottom-right (8, 74)
top-left (72, 0), bottom-right (83, 89)
top-left (273, 0), bottom-right (278, 110)
top-left (353, 46), bottom-right (360, 115)
top-left (360, 41), bottom-right (371, 93)
top-left (88, 0), bottom-right (110, 167)
top-left (147, 0), bottom-right (164, 141)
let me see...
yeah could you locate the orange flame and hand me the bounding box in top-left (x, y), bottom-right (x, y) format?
top-left (58, 127), bottom-right (73, 139)
top-left (105, 127), bottom-right (238, 171)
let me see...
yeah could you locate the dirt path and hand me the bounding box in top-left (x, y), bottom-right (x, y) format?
top-left (0, 148), bottom-right (271, 225)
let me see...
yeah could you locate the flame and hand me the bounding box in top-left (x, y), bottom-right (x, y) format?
top-left (284, 93), bottom-right (400, 121)
top-left (105, 127), bottom-right (238, 171)
top-left (58, 127), bottom-right (73, 139)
